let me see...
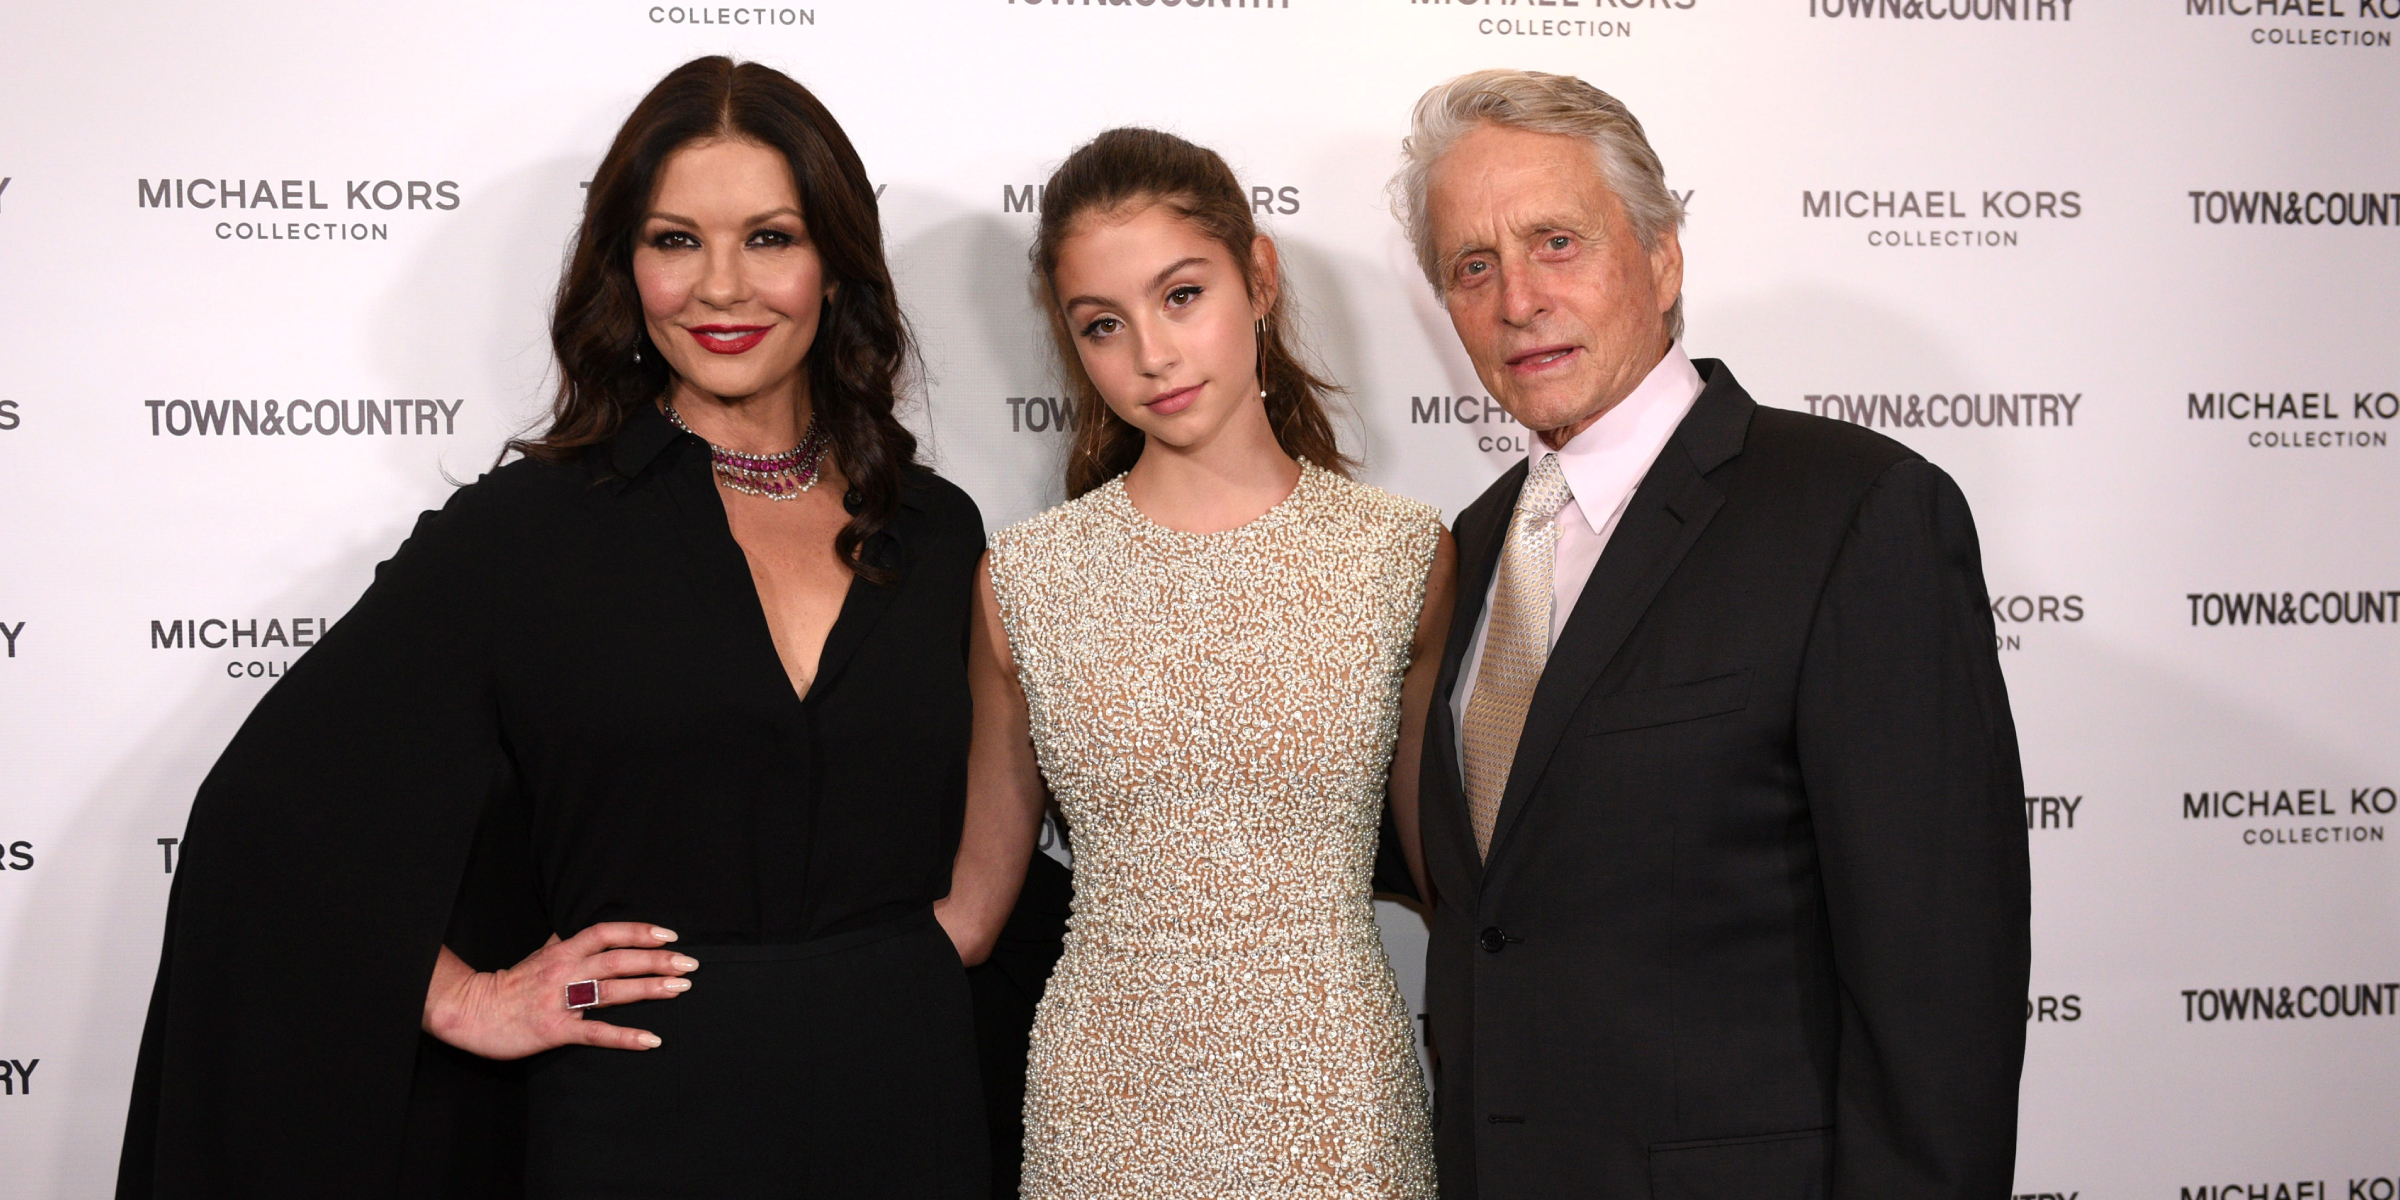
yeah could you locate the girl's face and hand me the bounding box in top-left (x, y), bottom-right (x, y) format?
top-left (1050, 201), bottom-right (1276, 454)
top-left (632, 137), bottom-right (832, 407)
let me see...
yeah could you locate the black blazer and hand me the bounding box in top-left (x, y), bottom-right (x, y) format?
top-left (1419, 359), bottom-right (2030, 1199)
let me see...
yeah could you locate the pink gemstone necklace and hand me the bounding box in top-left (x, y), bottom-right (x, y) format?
top-left (663, 401), bottom-right (830, 501)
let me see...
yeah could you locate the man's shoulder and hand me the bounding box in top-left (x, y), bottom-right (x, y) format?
top-left (1713, 399), bottom-right (1933, 524)
top-left (1743, 404), bottom-right (1920, 477)
top-left (1685, 356), bottom-right (1918, 493)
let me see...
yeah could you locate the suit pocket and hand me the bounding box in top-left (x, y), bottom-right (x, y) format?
top-left (1648, 1127), bottom-right (1830, 1199)
top-left (1582, 669), bottom-right (1753, 736)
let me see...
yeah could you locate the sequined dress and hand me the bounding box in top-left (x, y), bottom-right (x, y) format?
top-left (987, 463), bottom-right (1441, 1199)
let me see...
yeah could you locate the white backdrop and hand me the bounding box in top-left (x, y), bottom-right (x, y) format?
top-left (3, 1), bottom-right (2397, 1195)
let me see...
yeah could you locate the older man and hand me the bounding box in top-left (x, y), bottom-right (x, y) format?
top-left (1394, 70), bottom-right (2030, 1197)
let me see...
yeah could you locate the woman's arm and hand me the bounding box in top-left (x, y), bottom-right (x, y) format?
top-left (933, 554), bottom-right (1048, 967)
top-left (1388, 528), bottom-right (1459, 909)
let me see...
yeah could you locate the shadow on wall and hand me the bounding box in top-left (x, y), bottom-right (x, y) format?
top-left (1273, 235), bottom-right (1381, 475)
top-left (887, 188), bottom-right (1076, 523)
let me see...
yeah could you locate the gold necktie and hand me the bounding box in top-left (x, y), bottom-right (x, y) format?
top-left (1461, 453), bottom-right (1573, 860)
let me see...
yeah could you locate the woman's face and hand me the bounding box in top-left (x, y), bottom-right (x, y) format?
top-left (633, 137), bottom-right (831, 406)
top-left (1051, 202), bottom-right (1275, 453)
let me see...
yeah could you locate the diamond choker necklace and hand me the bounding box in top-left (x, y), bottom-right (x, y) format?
top-left (663, 401), bottom-right (830, 501)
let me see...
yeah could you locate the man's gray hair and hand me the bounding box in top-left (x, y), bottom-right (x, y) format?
top-left (1393, 69), bottom-right (1685, 341)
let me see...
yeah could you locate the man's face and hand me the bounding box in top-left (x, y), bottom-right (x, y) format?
top-left (1425, 123), bottom-right (1682, 445)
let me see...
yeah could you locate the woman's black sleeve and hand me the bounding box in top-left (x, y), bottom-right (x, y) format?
top-left (119, 481), bottom-right (534, 1199)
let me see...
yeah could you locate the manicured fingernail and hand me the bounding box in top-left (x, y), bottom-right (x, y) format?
top-left (651, 927), bottom-right (678, 942)
top-left (671, 956), bottom-right (698, 972)
top-left (638, 1033), bottom-right (662, 1048)
top-left (664, 978), bottom-right (691, 992)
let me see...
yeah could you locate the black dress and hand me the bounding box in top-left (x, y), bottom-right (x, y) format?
top-left (119, 406), bottom-right (989, 1199)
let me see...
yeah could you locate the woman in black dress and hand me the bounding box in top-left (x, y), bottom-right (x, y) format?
top-left (118, 57), bottom-right (1010, 1198)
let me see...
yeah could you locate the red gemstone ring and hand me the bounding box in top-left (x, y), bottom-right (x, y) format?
top-left (564, 980), bottom-right (601, 1010)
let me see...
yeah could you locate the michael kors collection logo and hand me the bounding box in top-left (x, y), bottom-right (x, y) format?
top-left (2182, 786), bottom-right (2393, 846)
top-left (0, 841), bottom-right (32, 870)
top-left (1408, 393), bottom-right (1527, 453)
top-left (145, 398), bottom-right (465, 437)
top-left (2180, 1183), bottom-right (2332, 1200)
top-left (150, 617), bottom-right (335, 680)
top-left (1987, 593), bottom-right (2081, 651)
top-left (2187, 390), bottom-right (2395, 449)
top-left (0, 399), bottom-right (19, 429)
top-left (1405, 0), bottom-right (1698, 42)
top-left (138, 176), bottom-right (461, 242)
top-left (2026, 994), bottom-right (2081, 1021)
top-left (646, 5), bottom-right (815, 23)
top-left (1992, 595), bottom-right (2084, 623)
top-left (1803, 189), bottom-right (2081, 248)
top-left (2185, 0), bottom-right (2399, 48)
top-left (1004, 183), bottom-right (1299, 215)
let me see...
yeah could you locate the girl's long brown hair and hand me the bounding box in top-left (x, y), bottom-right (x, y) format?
top-left (1033, 128), bottom-right (1355, 500)
top-left (511, 56), bottom-right (917, 579)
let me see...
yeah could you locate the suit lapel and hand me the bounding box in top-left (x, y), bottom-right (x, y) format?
top-left (1482, 367), bottom-right (1751, 867)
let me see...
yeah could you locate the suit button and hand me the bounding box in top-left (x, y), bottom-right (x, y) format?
top-left (1478, 927), bottom-right (1508, 953)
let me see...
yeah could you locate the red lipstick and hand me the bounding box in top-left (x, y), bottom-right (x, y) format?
top-left (687, 324), bottom-right (770, 355)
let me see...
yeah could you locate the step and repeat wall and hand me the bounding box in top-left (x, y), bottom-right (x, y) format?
top-left (2, 0), bottom-right (2395, 1194)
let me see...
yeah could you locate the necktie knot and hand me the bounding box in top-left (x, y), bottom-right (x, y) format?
top-left (1516, 452), bottom-right (1573, 525)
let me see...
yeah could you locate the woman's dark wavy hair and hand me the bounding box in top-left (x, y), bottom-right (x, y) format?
top-left (510, 56), bottom-right (916, 580)
top-left (1033, 127), bottom-right (1355, 500)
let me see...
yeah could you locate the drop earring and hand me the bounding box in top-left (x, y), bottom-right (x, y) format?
top-left (1255, 318), bottom-right (1268, 399)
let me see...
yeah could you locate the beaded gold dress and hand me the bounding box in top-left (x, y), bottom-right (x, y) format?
top-left (987, 463), bottom-right (1440, 1199)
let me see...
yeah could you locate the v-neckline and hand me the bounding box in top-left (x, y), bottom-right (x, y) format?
top-left (720, 520), bottom-right (850, 705)
top-left (744, 555), bottom-right (851, 706)
top-left (660, 446), bottom-right (901, 718)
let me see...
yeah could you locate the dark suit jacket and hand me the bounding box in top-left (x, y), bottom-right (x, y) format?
top-left (1419, 359), bottom-right (2030, 1199)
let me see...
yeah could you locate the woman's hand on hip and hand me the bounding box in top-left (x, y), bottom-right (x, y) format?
top-left (422, 923), bottom-right (696, 1060)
